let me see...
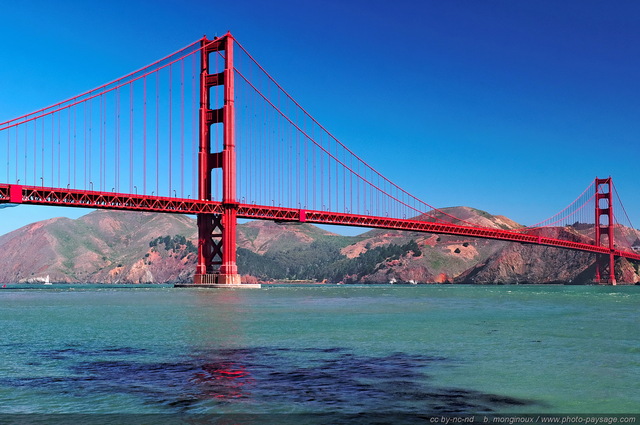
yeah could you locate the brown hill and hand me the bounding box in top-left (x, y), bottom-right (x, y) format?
top-left (0, 210), bottom-right (197, 283)
top-left (455, 227), bottom-right (595, 284)
top-left (338, 207), bottom-right (518, 283)
top-left (0, 208), bottom-right (637, 284)
top-left (0, 210), bottom-right (344, 284)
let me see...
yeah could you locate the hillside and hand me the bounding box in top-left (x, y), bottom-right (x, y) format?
top-left (0, 208), bottom-right (638, 284)
top-left (0, 211), bottom-right (198, 283)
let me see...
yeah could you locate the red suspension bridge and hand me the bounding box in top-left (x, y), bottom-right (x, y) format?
top-left (1, 33), bottom-right (639, 285)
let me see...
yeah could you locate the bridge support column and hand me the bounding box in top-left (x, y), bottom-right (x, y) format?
top-left (194, 33), bottom-right (242, 285)
top-left (594, 177), bottom-right (616, 285)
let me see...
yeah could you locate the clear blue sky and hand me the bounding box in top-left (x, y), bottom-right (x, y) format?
top-left (1, 0), bottom-right (639, 235)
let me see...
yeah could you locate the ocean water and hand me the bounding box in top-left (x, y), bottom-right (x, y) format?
top-left (0, 284), bottom-right (638, 421)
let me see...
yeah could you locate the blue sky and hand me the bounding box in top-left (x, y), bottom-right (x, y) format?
top-left (1, 0), bottom-right (639, 235)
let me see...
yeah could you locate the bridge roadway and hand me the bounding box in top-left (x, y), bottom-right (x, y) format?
top-left (2, 184), bottom-right (640, 262)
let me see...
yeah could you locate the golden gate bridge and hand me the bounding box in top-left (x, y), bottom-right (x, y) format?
top-left (1, 33), bottom-right (638, 285)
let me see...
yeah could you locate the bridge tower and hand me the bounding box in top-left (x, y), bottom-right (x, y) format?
top-left (594, 177), bottom-right (616, 285)
top-left (194, 33), bottom-right (241, 285)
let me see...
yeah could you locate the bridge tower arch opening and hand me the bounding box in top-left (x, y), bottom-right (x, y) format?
top-left (194, 33), bottom-right (241, 285)
top-left (594, 177), bottom-right (616, 285)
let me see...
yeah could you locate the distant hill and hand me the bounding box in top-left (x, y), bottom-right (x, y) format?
top-left (0, 210), bottom-right (197, 283)
top-left (0, 208), bottom-right (637, 284)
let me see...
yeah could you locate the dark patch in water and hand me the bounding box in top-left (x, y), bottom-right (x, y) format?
top-left (1, 346), bottom-right (538, 416)
top-left (35, 345), bottom-right (147, 360)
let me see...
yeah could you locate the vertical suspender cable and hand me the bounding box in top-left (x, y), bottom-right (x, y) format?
top-left (248, 70), bottom-right (253, 202)
top-left (156, 70), bottom-right (159, 195)
top-left (15, 126), bottom-right (18, 183)
top-left (57, 112), bottom-right (61, 187)
top-left (180, 59), bottom-right (185, 198)
top-left (25, 124), bottom-right (28, 185)
top-left (100, 96), bottom-right (108, 189)
top-left (312, 126), bottom-right (316, 209)
top-left (143, 76), bottom-right (147, 195)
top-left (130, 82), bottom-right (134, 193)
top-left (89, 99), bottom-right (93, 189)
top-left (33, 118), bottom-right (37, 185)
top-left (304, 114), bottom-right (307, 208)
top-left (73, 107), bottom-right (77, 188)
top-left (5, 128), bottom-right (9, 184)
top-left (41, 118), bottom-right (44, 185)
top-left (99, 94), bottom-right (103, 191)
top-left (192, 54), bottom-right (196, 199)
top-left (116, 88), bottom-right (121, 192)
top-left (277, 90), bottom-right (281, 206)
top-left (169, 64), bottom-right (172, 196)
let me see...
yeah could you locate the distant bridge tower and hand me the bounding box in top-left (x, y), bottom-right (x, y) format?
top-left (195, 33), bottom-right (241, 285)
top-left (594, 177), bottom-right (616, 285)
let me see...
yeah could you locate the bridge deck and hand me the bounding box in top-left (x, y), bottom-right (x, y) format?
top-left (2, 184), bottom-right (639, 261)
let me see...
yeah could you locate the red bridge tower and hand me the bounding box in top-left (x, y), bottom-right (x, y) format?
top-left (194, 33), bottom-right (241, 285)
top-left (594, 177), bottom-right (616, 285)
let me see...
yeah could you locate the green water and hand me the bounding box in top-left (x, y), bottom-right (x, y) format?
top-left (0, 284), bottom-right (638, 417)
